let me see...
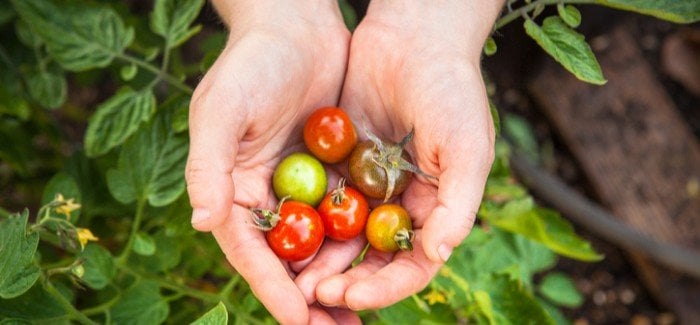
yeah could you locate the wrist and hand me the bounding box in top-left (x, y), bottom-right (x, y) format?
top-left (364, 0), bottom-right (504, 60)
top-left (213, 0), bottom-right (344, 31)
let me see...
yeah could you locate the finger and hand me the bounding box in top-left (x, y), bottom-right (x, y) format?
top-left (323, 307), bottom-right (362, 325)
top-left (315, 249), bottom-right (392, 307)
top-left (294, 237), bottom-right (367, 304)
top-left (344, 232), bottom-right (442, 310)
top-left (308, 306), bottom-right (335, 325)
top-left (421, 131), bottom-right (494, 263)
top-left (213, 205), bottom-right (308, 324)
top-left (186, 78), bottom-right (246, 232)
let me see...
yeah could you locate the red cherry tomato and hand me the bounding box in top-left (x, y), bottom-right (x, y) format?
top-left (317, 179), bottom-right (369, 241)
top-left (303, 107), bottom-right (357, 164)
top-left (265, 201), bottom-right (325, 261)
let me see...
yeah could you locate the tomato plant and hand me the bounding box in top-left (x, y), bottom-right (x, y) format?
top-left (272, 152), bottom-right (327, 207)
top-left (303, 106), bottom-right (358, 164)
top-left (317, 178), bottom-right (369, 241)
top-left (365, 203), bottom-right (414, 253)
top-left (251, 199), bottom-right (325, 261)
top-left (348, 128), bottom-right (435, 202)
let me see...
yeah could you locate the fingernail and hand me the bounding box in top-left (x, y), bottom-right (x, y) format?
top-left (438, 244), bottom-right (453, 262)
top-left (191, 208), bottom-right (210, 225)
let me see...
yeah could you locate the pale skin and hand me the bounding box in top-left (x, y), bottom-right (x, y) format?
top-left (186, 0), bottom-right (503, 324)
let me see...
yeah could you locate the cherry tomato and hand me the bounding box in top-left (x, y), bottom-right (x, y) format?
top-left (317, 179), bottom-right (369, 241)
top-left (348, 140), bottom-right (413, 200)
top-left (273, 152), bottom-right (327, 207)
top-left (303, 107), bottom-right (357, 164)
top-left (366, 203), bottom-right (414, 253)
top-left (265, 201), bottom-right (325, 261)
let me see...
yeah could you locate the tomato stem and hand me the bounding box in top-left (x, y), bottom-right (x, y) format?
top-left (394, 228), bottom-right (415, 251)
top-left (331, 178), bottom-right (347, 205)
top-left (249, 196), bottom-right (289, 231)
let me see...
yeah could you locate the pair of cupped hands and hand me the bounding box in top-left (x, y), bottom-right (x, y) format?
top-left (185, 1), bottom-right (501, 324)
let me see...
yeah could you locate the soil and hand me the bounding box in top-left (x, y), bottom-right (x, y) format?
top-left (484, 7), bottom-right (699, 325)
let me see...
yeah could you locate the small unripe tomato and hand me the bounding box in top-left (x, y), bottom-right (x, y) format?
top-left (317, 178), bottom-right (369, 241)
top-left (303, 107), bottom-right (357, 164)
top-left (272, 153), bottom-right (327, 207)
top-left (366, 204), bottom-right (414, 253)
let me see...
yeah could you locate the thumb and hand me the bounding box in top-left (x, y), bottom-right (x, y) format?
top-left (185, 90), bottom-right (242, 232)
top-left (421, 138), bottom-right (494, 263)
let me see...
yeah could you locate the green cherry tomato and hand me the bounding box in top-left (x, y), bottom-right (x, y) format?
top-left (273, 152), bottom-right (327, 206)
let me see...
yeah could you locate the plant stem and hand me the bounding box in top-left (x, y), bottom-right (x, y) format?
top-left (116, 53), bottom-right (193, 95)
top-left (44, 278), bottom-right (98, 325)
top-left (495, 0), bottom-right (596, 29)
top-left (117, 199), bottom-right (147, 264)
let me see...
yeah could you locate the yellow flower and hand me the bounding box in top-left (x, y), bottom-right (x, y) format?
top-left (76, 228), bottom-right (98, 250)
top-left (423, 289), bottom-right (447, 305)
top-left (55, 198), bottom-right (81, 220)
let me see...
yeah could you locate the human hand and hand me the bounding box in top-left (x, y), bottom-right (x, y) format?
top-left (296, 0), bottom-right (503, 310)
top-left (185, 1), bottom-right (357, 323)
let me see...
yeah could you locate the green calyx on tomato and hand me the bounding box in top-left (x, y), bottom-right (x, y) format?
top-left (250, 197), bottom-right (325, 261)
top-left (349, 124), bottom-right (437, 202)
top-left (273, 152), bottom-right (327, 207)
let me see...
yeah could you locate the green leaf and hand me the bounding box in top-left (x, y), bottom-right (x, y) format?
top-left (484, 37), bottom-right (497, 56)
top-left (594, 0), bottom-right (700, 23)
top-left (84, 87), bottom-right (156, 157)
top-left (41, 172), bottom-right (81, 206)
top-left (339, 0), bottom-right (358, 31)
top-left (14, 20), bottom-right (42, 48)
top-left (557, 4), bottom-right (581, 28)
top-left (538, 272), bottom-right (584, 308)
top-left (150, 0), bottom-right (204, 48)
top-left (107, 110), bottom-right (189, 206)
top-left (23, 65), bottom-right (67, 109)
top-left (480, 275), bottom-right (555, 325)
top-left (524, 17), bottom-right (606, 85)
top-left (0, 85), bottom-right (31, 121)
top-left (376, 296), bottom-right (457, 324)
top-left (191, 302), bottom-right (228, 325)
top-left (0, 211), bottom-right (40, 299)
top-left (503, 114), bottom-right (539, 163)
top-left (133, 232), bottom-right (156, 256)
top-left (79, 244), bottom-right (116, 290)
top-left (0, 283), bottom-right (66, 320)
top-left (110, 280), bottom-right (169, 325)
top-left (132, 230), bottom-right (182, 273)
top-left (11, 0), bottom-right (134, 71)
top-left (479, 198), bottom-right (604, 262)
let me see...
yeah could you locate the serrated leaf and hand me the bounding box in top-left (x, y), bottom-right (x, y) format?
top-left (79, 244), bottom-right (115, 290)
top-left (150, 0), bottom-right (204, 48)
top-left (594, 0), bottom-right (700, 23)
top-left (107, 110), bottom-right (188, 206)
top-left (110, 280), bottom-right (169, 325)
top-left (480, 198), bottom-right (604, 262)
top-left (557, 4), bottom-right (581, 28)
top-left (11, 0), bottom-right (134, 71)
top-left (191, 302), bottom-right (228, 325)
top-left (524, 17), bottom-right (606, 85)
top-left (377, 296), bottom-right (457, 324)
top-left (538, 272), bottom-right (583, 308)
top-left (84, 87), bottom-right (156, 157)
top-left (23, 65), bottom-right (67, 109)
top-left (0, 211), bottom-right (40, 299)
top-left (133, 233), bottom-right (156, 256)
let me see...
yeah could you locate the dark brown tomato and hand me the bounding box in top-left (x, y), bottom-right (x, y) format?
top-left (347, 140), bottom-right (413, 200)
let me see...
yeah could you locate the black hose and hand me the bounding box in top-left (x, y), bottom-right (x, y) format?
top-left (509, 153), bottom-right (700, 279)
